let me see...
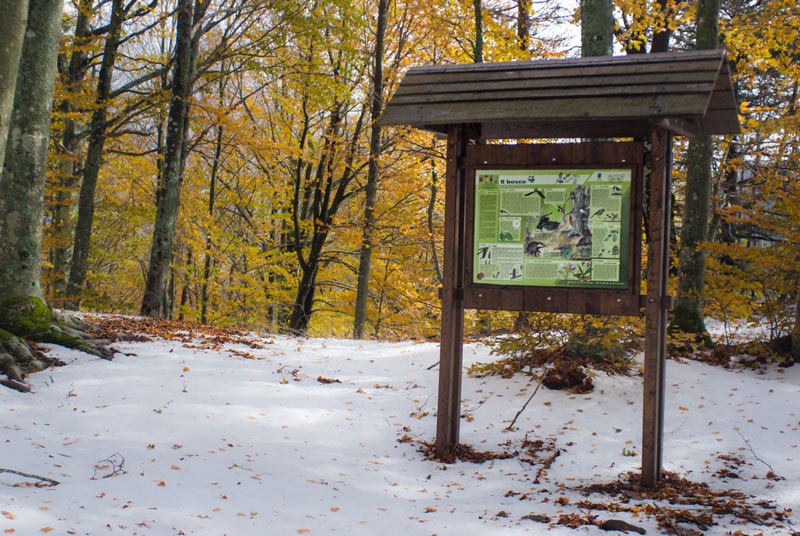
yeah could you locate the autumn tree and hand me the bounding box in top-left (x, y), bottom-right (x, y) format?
top-left (701, 0), bottom-right (800, 358)
top-left (670, 0), bottom-right (721, 342)
top-left (1, 0), bottom-right (111, 388)
top-left (62, 0), bottom-right (131, 309)
top-left (140, 0), bottom-right (207, 317)
top-left (353, 0), bottom-right (390, 339)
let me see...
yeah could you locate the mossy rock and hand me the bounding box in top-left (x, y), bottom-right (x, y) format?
top-left (33, 330), bottom-right (82, 349)
top-left (0, 297), bottom-right (81, 348)
top-left (0, 297), bottom-right (53, 337)
top-left (0, 328), bottom-right (14, 344)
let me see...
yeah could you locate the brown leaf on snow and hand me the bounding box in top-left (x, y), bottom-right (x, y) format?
top-left (317, 376), bottom-right (342, 384)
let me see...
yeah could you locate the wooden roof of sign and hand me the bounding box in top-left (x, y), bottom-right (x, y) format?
top-left (380, 49), bottom-right (740, 139)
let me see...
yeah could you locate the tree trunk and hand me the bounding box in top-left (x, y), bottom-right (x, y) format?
top-left (427, 154), bottom-right (443, 285)
top-left (792, 278), bottom-right (800, 362)
top-left (0, 0), bottom-right (112, 386)
top-left (289, 231), bottom-right (329, 334)
top-left (289, 261), bottom-right (319, 335)
top-left (140, 0), bottom-right (198, 317)
top-left (65, 0), bottom-right (125, 310)
top-left (650, 0), bottom-right (672, 53)
top-left (49, 0), bottom-right (94, 301)
top-left (0, 0), bottom-right (63, 304)
top-left (567, 185), bottom-right (590, 238)
top-left (0, 0), bottom-right (29, 173)
top-left (473, 0), bottom-right (484, 63)
top-left (580, 0), bottom-right (614, 57)
top-left (353, 0), bottom-right (388, 339)
top-left (670, 0), bottom-right (720, 341)
top-left (518, 0), bottom-right (530, 52)
top-left (201, 97), bottom-right (225, 324)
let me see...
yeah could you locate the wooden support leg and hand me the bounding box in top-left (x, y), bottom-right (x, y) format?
top-left (434, 126), bottom-right (467, 459)
top-left (642, 126), bottom-right (672, 487)
top-left (435, 290), bottom-right (465, 457)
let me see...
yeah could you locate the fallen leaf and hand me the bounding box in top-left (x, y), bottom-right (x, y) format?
top-left (1, 511), bottom-right (15, 520)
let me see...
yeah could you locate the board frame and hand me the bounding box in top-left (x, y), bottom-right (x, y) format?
top-left (461, 142), bottom-right (644, 316)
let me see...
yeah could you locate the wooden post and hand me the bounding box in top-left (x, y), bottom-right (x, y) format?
top-left (641, 126), bottom-right (672, 487)
top-left (434, 125), bottom-right (468, 459)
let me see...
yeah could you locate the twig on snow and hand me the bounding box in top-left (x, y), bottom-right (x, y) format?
top-left (0, 468), bottom-right (60, 486)
top-left (92, 453), bottom-right (127, 479)
top-left (504, 369), bottom-right (548, 432)
top-left (0, 378), bottom-right (31, 392)
top-left (655, 503), bottom-right (684, 536)
top-left (462, 393), bottom-right (493, 415)
top-left (737, 430), bottom-right (776, 475)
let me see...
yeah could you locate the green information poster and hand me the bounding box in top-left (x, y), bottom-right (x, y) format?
top-left (473, 169), bottom-right (632, 289)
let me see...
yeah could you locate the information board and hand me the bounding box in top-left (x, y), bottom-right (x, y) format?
top-left (473, 168), bottom-right (632, 289)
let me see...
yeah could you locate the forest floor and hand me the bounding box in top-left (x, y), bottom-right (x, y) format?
top-left (1, 314), bottom-right (797, 535)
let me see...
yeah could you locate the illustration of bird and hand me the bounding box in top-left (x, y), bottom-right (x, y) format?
top-left (478, 246), bottom-right (490, 259)
top-left (536, 213), bottom-right (561, 231)
top-left (524, 188), bottom-right (546, 199)
top-left (611, 185), bottom-right (622, 195)
top-left (510, 267), bottom-right (522, 279)
top-left (591, 208), bottom-right (605, 218)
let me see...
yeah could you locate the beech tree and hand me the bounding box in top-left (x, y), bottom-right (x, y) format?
top-left (353, 0), bottom-right (390, 339)
top-left (670, 0), bottom-right (721, 342)
top-left (0, 0), bottom-right (64, 305)
top-left (140, 0), bottom-right (209, 317)
top-left (1, 0), bottom-right (111, 389)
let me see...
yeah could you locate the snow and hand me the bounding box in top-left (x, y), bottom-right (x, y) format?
top-left (1, 323), bottom-right (798, 535)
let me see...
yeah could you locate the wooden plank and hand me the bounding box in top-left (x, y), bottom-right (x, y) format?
top-left (658, 118), bottom-right (703, 137)
top-left (463, 287), bottom-right (524, 310)
top-left (699, 111), bottom-right (741, 135)
top-left (629, 150), bottom-right (644, 301)
top-left (706, 89), bottom-right (737, 111)
top-left (434, 125), bottom-right (468, 459)
top-left (479, 120), bottom-right (653, 139)
top-left (463, 287), bottom-right (639, 315)
top-left (641, 126), bottom-right (672, 488)
top-left (403, 60), bottom-right (723, 86)
top-left (407, 49), bottom-right (723, 75)
top-left (389, 83), bottom-right (715, 106)
top-left (394, 71), bottom-right (719, 97)
top-left (381, 94), bottom-right (711, 127)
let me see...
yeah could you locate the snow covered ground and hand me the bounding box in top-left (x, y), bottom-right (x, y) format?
top-left (1, 319), bottom-right (798, 535)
